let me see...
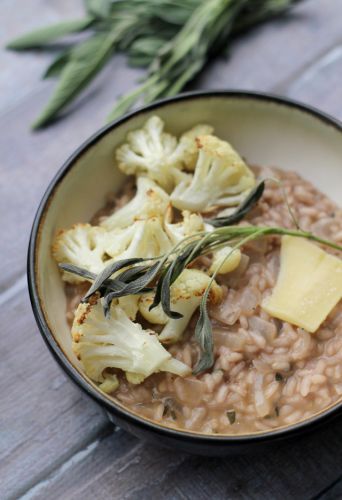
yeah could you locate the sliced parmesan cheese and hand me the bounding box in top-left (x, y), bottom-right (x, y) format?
top-left (262, 236), bottom-right (342, 333)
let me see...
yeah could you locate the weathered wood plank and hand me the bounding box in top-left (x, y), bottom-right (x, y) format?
top-left (138, 420), bottom-right (342, 500)
top-left (0, 289), bottom-right (111, 499)
top-left (317, 475), bottom-right (342, 500)
top-left (1, 0), bottom-right (83, 113)
top-left (23, 434), bottom-right (187, 500)
top-left (20, 417), bottom-right (342, 500)
top-left (197, 0), bottom-right (342, 92)
top-left (284, 44), bottom-right (342, 121)
top-left (20, 428), bottom-right (139, 500)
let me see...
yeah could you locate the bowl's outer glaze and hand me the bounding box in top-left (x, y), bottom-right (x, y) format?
top-left (28, 91), bottom-right (342, 455)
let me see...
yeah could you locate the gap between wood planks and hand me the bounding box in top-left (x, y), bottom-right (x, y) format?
top-left (16, 418), bottom-right (342, 500)
top-left (18, 430), bottom-right (189, 500)
top-left (271, 37), bottom-right (342, 95)
top-left (18, 426), bottom-right (115, 500)
top-left (0, 274), bottom-right (26, 306)
top-left (310, 473), bottom-right (342, 500)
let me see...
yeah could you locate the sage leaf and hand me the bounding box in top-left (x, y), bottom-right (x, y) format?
top-left (164, 58), bottom-right (204, 97)
top-left (193, 301), bottom-right (214, 374)
top-left (160, 254), bottom-right (190, 319)
top-left (160, 266), bottom-right (182, 319)
top-left (226, 410), bottom-right (236, 424)
top-left (83, 257), bottom-right (144, 300)
top-left (107, 77), bottom-right (157, 122)
top-left (116, 260), bottom-right (164, 294)
top-left (127, 54), bottom-right (155, 68)
top-left (130, 37), bottom-right (165, 57)
top-left (6, 17), bottom-right (94, 50)
top-left (85, 0), bottom-right (111, 19)
top-left (208, 181), bottom-right (265, 228)
top-left (7, 0), bottom-right (301, 127)
top-left (43, 50), bottom-right (70, 79)
top-left (153, 3), bottom-right (196, 25)
top-left (114, 265), bottom-right (150, 283)
top-left (58, 263), bottom-right (131, 296)
top-left (149, 265), bottom-right (168, 311)
top-left (58, 263), bottom-right (96, 281)
top-left (102, 284), bottom-right (154, 318)
top-left (95, 260), bottom-right (164, 316)
top-left (151, 243), bottom-right (200, 315)
top-left (58, 263), bottom-right (128, 292)
top-left (32, 31), bottom-right (118, 128)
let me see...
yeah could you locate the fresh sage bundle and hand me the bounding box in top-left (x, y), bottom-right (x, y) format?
top-left (7, 0), bottom-right (300, 129)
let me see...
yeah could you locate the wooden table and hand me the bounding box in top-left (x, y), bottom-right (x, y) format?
top-left (1, 1), bottom-right (342, 498)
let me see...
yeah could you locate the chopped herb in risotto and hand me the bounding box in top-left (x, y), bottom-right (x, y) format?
top-left (53, 116), bottom-right (342, 435)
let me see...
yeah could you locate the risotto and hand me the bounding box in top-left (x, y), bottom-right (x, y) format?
top-left (55, 117), bottom-right (342, 435)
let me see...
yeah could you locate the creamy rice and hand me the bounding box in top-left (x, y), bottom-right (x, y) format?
top-left (66, 167), bottom-right (342, 434)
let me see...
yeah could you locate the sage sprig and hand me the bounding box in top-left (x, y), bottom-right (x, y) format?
top-left (207, 181), bottom-right (265, 228)
top-left (7, 0), bottom-right (300, 129)
top-left (6, 17), bottom-right (94, 50)
top-left (83, 257), bottom-right (145, 300)
top-left (59, 261), bottom-right (154, 298)
top-left (61, 225), bottom-right (342, 373)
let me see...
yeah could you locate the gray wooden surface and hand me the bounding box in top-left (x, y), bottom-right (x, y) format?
top-left (1, 1), bottom-right (342, 498)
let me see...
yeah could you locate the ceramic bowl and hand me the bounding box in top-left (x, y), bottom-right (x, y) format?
top-left (28, 91), bottom-right (342, 455)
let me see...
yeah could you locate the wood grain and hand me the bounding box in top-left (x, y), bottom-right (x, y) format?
top-left (19, 419), bottom-right (342, 500)
top-left (197, 0), bottom-right (342, 92)
top-left (1, 0), bottom-right (342, 498)
top-left (1, 0), bottom-right (83, 113)
top-left (23, 433), bottom-right (187, 500)
top-left (285, 44), bottom-right (342, 120)
top-left (0, 289), bottom-right (109, 499)
top-left (316, 475), bottom-right (342, 500)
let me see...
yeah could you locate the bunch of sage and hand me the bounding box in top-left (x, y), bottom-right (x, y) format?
top-left (7, 0), bottom-right (300, 129)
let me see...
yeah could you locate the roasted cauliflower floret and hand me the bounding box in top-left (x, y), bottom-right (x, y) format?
top-left (209, 246), bottom-right (241, 275)
top-left (101, 177), bottom-right (169, 231)
top-left (138, 295), bottom-right (169, 326)
top-left (169, 124), bottom-right (214, 171)
top-left (164, 206), bottom-right (207, 245)
top-left (117, 295), bottom-right (140, 321)
top-left (139, 269), bottom-right (222, 344)
top-left (104, 216), bottom-right (173, 260)
top-left (52, 223), bottom-right (108, 283)
top-left (170, 135), bottom-right (255, 211)
top-left (116, 116), bottom-right (187, 192)
top-left (72, 301), bottom-right (191, 383)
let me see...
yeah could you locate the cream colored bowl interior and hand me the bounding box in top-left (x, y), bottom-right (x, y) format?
top-left (36, 95), bottom-right (342, 374)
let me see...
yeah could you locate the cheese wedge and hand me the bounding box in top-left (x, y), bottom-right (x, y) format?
top-left (262, 236), bottom-right (342, 332)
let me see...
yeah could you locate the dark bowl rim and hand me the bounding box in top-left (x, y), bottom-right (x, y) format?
top-left (27, 89), bottom-right (342, 445)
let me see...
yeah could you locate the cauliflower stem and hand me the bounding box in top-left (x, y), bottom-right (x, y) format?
top-left (139, 269), bottom-right (222, 344)
top-left (101, 176), bottom-right (169, 231)
top-left (72, 300), bottom-right (191, 384)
